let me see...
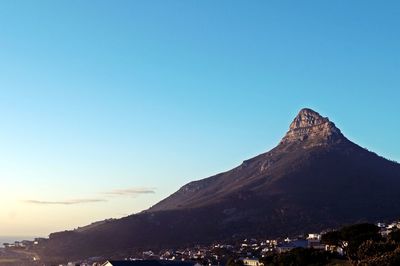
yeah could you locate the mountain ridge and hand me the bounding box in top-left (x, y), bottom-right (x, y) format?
top-left (148, 108), bottom-right (350, 212)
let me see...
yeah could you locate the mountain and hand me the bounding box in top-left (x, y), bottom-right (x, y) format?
top-left (35, 108), bottom-right (400, 263)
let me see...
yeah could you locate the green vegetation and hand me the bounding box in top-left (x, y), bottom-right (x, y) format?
top-left (319, 223), bottom-right (400, 265)
top-left (261, 248), bottom-right (334, 266)
top-left (321, 223), bottom-right (381, 262)
top-left (259, 223), bottom-right (400, 266)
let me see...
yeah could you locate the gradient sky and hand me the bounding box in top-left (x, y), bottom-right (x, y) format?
top-left (0, 1), bottom-right (399, 237)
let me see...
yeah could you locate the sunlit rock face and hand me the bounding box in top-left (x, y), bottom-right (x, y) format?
top-left (280, 108), bottom-right (343, 146)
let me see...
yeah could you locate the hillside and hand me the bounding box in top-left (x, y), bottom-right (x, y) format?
top-left (35, 108), bottom-right (400, 263)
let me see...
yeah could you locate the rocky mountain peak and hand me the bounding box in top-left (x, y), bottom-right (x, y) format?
top-left (289, 108), bottom-right (328, 129)
top-left (280, 108), bottom-right (342, 144)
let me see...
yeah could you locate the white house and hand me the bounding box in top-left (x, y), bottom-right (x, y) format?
top-left (242, 258), bottom-right (264, 266)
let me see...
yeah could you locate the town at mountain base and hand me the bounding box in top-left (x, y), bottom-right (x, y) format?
top-left (34, 108), bottom-right (400, 263)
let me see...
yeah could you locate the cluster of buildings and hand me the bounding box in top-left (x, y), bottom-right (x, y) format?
top-left (69, 234), bottom-right (327, 266)
top-left (2, 238), bottom-right (43, 249)
top-left (3, 220), bottom-right (400, 266)
top-left (377, 221), bottom-right (400, 236)
top-left (66, 220), bottom-right (400, 266)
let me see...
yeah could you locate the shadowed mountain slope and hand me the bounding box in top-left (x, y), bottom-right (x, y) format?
top-left (36, 108), bottom-right (400, 263)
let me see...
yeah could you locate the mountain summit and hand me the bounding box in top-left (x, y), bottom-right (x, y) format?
top-left (37, 108), bottom-right (400, 263)
top-left (290, 108), bottom-right (332, 129)
top-left (281, 108), bottom-right (343, 145)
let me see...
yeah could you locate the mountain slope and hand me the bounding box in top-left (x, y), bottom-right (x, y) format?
top-left (36, 108), bottom-right (400, 263)
top-left (149, 108), bottom-right (400, 215)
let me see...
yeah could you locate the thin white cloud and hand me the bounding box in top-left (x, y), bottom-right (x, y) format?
top-left (22, 187), bottom-right (155, 205)
top-left (23, 198), bottom-right (107, 205)
top-left (103, 187), bottom-right (156, 197)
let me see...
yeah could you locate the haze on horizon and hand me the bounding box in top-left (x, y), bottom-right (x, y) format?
top-left (0, 1), bottom-right (399, 237)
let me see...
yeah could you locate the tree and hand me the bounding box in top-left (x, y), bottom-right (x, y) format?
top-left (321, 230), bottom-right (341, 246)
top-left (357, 240), bottom-right (397, 261)
top-left (340, 223), bottom-right (381, 261)
top-left (260, 248), bottom-right (331, 266)
top-left (226, 257), bottom-right (243, 266)
top-left (389, 229), bottom-right (400, 243)
top-left (358, 246), bottom-right (400, 266)
top-left (321, 223), bottom-right (381, 263)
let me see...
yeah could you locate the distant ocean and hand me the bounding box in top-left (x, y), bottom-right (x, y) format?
top-left (0, 236), bottom-right (37, 247)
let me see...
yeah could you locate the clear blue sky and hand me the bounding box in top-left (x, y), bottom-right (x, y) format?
top-left (0, 1), bottom-right (399, 237)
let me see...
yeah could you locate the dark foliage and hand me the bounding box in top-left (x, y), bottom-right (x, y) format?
top-left (341, 223), bottom-right (381, 260)
top-left (358, 247), bottom-right (400, 266)
top-left (357, 240), bottom-right (397, 261)
top-left (388, 229), bottom-right (400, 243)
top-left (261, 248), bottom-right (332, 266)
top-left (321, 223), bottom-right (381, 261)
top-left (226, 257), bottom-right (243, 266)
top-left (321, 231), bottom-right (341, 246)
top-left (320, 223), bottom-right (400, 265)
